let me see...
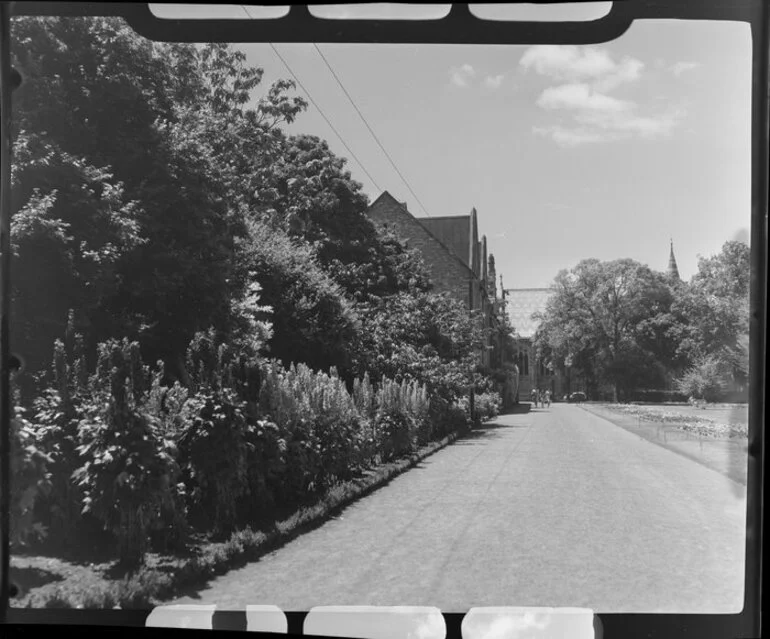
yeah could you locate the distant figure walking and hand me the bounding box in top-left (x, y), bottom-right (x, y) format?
top-left (531, 388), bottom-right (538, 407)
top-left (544, 389), bottom-right (551, 407)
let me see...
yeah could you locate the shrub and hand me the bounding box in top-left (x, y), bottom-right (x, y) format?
top-left (258, 361), bottom-right (323, 499)
top-left (353, 372), bottom-right (381, 463)
top-left (675, 355), bottom-right (727, 403)
top-left (72, 338), bottom-right (184, 567)
top-left (177, 328), bottom-right (277, 533)
top-left (626, 389), bottom-right (689, 403)
top-left (9, 406), bottom-right (53, 549)
top-left (353, 372), bottom-right (376, 421)
top-left (375, 412), bottom-right (415, 462)
top-left (27, 325), bottom-right (90, 545)
top-left (240, 418), bottom-right (286, 523)
top-left (374, 376), bottom-right (430, 459)
top-left (474, 392), bottom-right (502, 421)
top-left (177, 387), bottom-right (254, 535)
top-left (259, 361), bottom-right (368, 492)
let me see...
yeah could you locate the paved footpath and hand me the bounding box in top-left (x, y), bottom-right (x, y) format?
top-left (167, 404), bottom-right (747, 613)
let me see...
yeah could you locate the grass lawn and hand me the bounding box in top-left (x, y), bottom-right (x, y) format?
top-left (581, 402), bottom-right (749, 486)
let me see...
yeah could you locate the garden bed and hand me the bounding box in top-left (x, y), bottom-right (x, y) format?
top-left (592, 403), bottom-right (748, 439)
top-left (581, 403), bottom-right (748, 486)
top-left (9, 426), bottom-right (466, 610)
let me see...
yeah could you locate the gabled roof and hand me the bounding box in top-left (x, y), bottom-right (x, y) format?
top-left (370, 191), bottom-right (478, 281)
top-left (504, 288), bottom-right (554, 339)
top-left (417, 216), bottom-right (472, 269)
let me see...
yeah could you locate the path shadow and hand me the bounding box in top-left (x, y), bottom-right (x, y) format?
top-left (16, 526), bottom-right (117, 567)
top-left (499, 403), bottom-right (532, 415)
top-left (9, 566), bottom-right (64, 598)
top-left (454, 422), bottom-right (518, 445)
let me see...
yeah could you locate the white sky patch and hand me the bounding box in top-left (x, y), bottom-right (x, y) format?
top-left (577, 107), bottom-right (685, 136)
top-left (670, 61), bottom-right (700, 76)
top-left (537, 83), bottom-right (632, 112)
top-left (450, 63), bottom-right (476, 87)
top-left (533, 124), bottom-right (616, 147)
top-left (484, 74), bottom-right (505, 89)
top-left (521, 44), bottom-right (686, 145)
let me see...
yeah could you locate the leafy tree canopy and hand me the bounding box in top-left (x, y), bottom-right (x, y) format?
top-left (534, 258), bottom-right (674, 401)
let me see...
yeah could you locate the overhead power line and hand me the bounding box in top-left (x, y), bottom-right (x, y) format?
top-left (241, 2), bottom-right (382, 192)
top-left (267, 43), bottom-right (383, 193)
top-left (313, 43), bottom-right (432, 217)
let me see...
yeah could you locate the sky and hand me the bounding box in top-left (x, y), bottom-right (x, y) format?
top-left (150, 4), bottom-right (753, 289)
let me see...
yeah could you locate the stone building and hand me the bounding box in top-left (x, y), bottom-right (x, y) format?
top-left (365, 191), bottom-right (505, 369)
top-left (502, 287), bottom-right (572, 400)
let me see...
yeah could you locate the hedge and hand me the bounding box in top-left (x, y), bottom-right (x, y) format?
top-left (11, 330), bottom-right (472, 567)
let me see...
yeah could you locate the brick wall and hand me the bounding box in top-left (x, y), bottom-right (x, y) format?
top-left (367, 192), bottom-right (476, 310)
top-left (367, 192), bottom-right (509, 370)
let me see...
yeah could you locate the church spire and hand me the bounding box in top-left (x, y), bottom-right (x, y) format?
top-left (667, 238), bottom-right (681, 281)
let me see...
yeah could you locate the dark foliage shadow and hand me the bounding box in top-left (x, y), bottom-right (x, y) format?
top-left (17, 521), bottom-right (117, 567)
top-left (499, 403), bottom-right (532, 415)
top-left (9, 566), bottom-right (64, 597)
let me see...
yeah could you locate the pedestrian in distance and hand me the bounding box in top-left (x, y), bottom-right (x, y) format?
top-left (531, 388), bottom-right (538, 407)
top-left (545, 389), bottom-right (551, 408)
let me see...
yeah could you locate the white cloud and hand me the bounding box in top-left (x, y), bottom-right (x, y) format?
top-left (484, 74), bottom-right (504, 89)
top-left (450, 63), bottom-right (475, 87)
top-left (575, 106), bottom-right (685, 137)
top-left (594, 57), bottom-right (644, 92)
top-left (521, 44), bottom-right (686, 146)
top-left (519, 45), bottom-right (643, 91)
top-left (537, 83), bottom-right (632, 112)
top-left (670, 61), bottom-right (699, 76)
top-left (450, 65), bottom-right (504, 89)
top-left (534, 107), bottom-right (685, 147)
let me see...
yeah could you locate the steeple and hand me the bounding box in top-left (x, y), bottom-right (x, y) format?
top-left (667, 238), bottom-right (681, 281)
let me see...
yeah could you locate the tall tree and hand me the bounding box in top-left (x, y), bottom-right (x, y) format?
top-left (10, 133), bottom-right (144, 388)
top-left (240, 219), bottom-right (360, 378)
top-left (668, 241), bottom-right (751, 392)
top-left (534, 259), bottom-right (674, 402)
top-left (10, 17), bottom-right (307, 383)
